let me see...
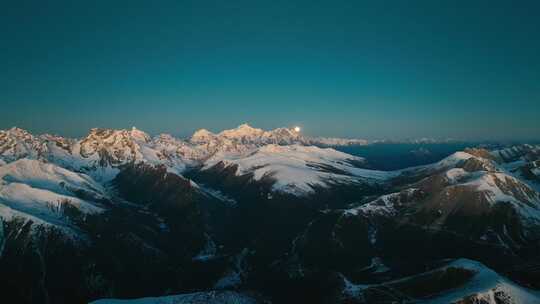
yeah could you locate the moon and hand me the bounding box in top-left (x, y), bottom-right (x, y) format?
top-left (294, 126), bottom-right (301, 132)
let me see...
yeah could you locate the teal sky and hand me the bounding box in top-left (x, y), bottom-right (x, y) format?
top-left (2, 1), bottom-right (539, 140)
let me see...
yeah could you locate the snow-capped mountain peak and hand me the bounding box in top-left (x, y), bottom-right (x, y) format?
top-left (79, 128), bottom-right (145, 164)
top-left (218, 123), bottom-right (265, 139)
top-left (191, 128), bottom-right (216, 143)
top-left (7, 127), bottom-right (32, 136)
top-left (0, 127), bottom-right (41, 162)
top-left (83, 127), bottom-right (150, 144)
top-left (189, 123), bottom-right (368, 148)
top-left (129, 126), bottom-right (151, 143)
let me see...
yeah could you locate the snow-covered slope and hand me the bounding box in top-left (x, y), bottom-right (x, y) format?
top-left (0, 127), bottom-right (41, 162)
top-left (218, 123), bottom-right (269, 141)
top-left (0, 158), bottom-right (105, 197)
top-left (3, 126), bottom-right (540, 303)
top-left (0, 159), bottom-right (106, 231)
top-left (90, 290), bottom-right (260, 304)
top-left (339, 149), bottom-right (540, 249)
top-left (342, 258), bottom-right (540, 303)
top-left (0, 127), bottom-right (193, 181)
top-left (417, 157), bottom-right (540, 232)
top-left (423, 259), bottom-right (540, 304)
top-left (3, 127), bottom-right (534, 182)
top-left (1, 125), bottom-right (538, 203)
top-left (398, 151), bottom-right (475, 177)
top-left (345, 188), bottom-right (421, 217)
top-left (491, 144), bottom-right (540, 163)
top-left (203, 144), bottom-right (395, 195)
top-left (0, 125), bottom-right (370, 184)
top-left (444, 169), bottom-right (540, 209)
top-left (77, 127), bottom-right (158, 169)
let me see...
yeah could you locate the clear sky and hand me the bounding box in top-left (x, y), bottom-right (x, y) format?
top-left (2, 1), bottom-right (539, 140)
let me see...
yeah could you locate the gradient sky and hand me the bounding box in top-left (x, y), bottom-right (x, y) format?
top-left (2, 1), bottom-right (539, 140)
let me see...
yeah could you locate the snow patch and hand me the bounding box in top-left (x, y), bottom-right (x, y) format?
top-left (345, 189), bottom-right (418, 217)
top-left (445, 168), bottom-right (468, 184)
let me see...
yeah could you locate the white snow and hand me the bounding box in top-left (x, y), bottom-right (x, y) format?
top-left (490, 145), bottom-right (540, 162)
top-left (346, 160), bottom-right (540, 233)
top-left (218, 123), bottom-right (265, 139)
top-left (190, 123), bottom-right (367, 149)
top-left (3, 125), bottom-right (540, 210)
top-left (422, 259), bottom-right (540, 304)
top-left (0, 183), bottom-right (102, 216)
top-left (204, 144), bottom-right (394, 195)
top-left (435, 165), bottom-right (540, 228)
top-left (190, 128), bottom-right (216, 143)
top-left (0, 127), bottom-right (41, 162)
top-left (0, 125), bottom-right (378, 198)
top-left (461, 172), bottom-right (540, 225)
top-left (445, 168), bottom-right (468, 184)
top-left (434, 151), bottom-right (474, 169)
top-left (129, 127), bottom-right (151, 143)
top-left (339, 259), bottom-right (540, 303)
top-left (464, 173), bottom-right (516, 202)
top-left (0, 159), bottom-right (105, 232)
top-left (345, 189), bottom-right (418, 217)
top-left (400, 151), bottom-right (474, 176)
top-left (0, 159), bottom-right (105, 196)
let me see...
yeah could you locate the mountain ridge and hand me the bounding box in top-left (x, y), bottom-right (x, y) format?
top-left (1, 125), bottom-right (540, 303)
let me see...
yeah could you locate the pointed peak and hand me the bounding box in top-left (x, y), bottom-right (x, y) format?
top-left (237, 123), bottom-right (254, 129)
top-left (3, 127), bottom-right (32, 138)
top-left (7, 127), bottom-right (30, 133)
top-left (240, 123), bottom-right (266, 132)
top-left (228, 123), bottom-right (262, 133)
top-left (192, 128), bottom-right (215, 137)
top-left (193, 128), bottom-right (213, 134)
top-left (84, 127), bottom-right (150, 143)
top-left (191, 129), bottom-right (216, 142)
top-left (129, 126), bottom-right (150, 142)
top-left (219, 123), bottom-right (264, 138)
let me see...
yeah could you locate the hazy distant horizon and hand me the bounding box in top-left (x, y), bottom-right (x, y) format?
top-left (3, 123), bottom-right (540, 143)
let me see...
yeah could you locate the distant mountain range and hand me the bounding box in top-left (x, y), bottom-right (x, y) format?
top-left (1, 124), bottom-right (540, 303)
